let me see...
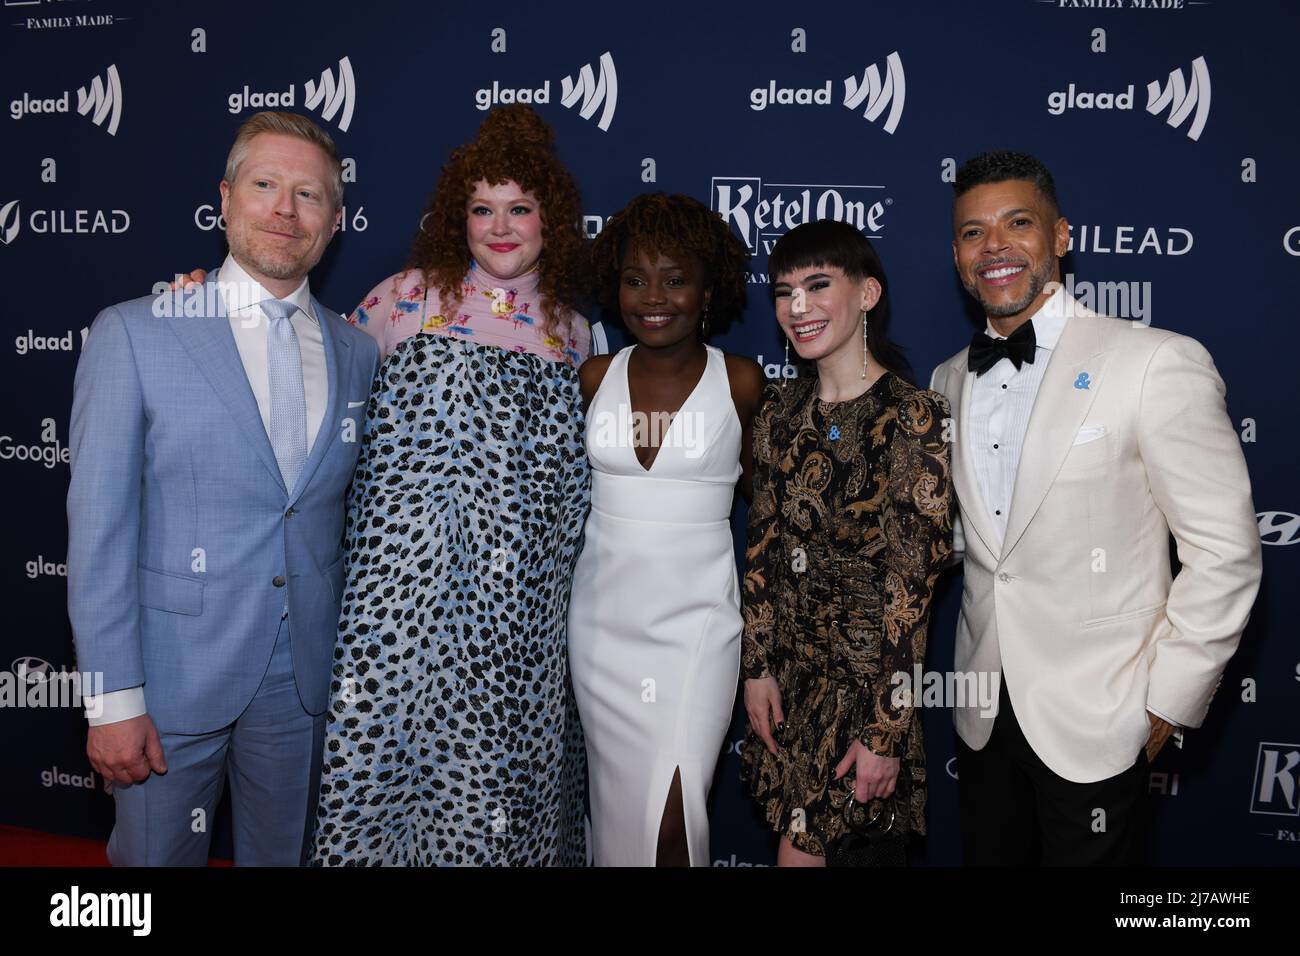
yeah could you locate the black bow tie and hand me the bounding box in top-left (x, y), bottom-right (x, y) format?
top-left (968, 322), bottom-right (1037, 376)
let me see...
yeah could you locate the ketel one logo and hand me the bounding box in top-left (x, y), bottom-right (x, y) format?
top-left (475, 53), bottom-right (618, 132)
top-left (228, 57), bottom-right (356, 133)
top-left (711, 176), bottom-right (888, 255)
top-left (750, 52), bottom-right (906, 136)
top-left (8, 64), bottom-right (122, 136)
top-left (1258, 511), bottom-right (1300, 546)
top-left (1251, 742), bottom-right (1300, 817)
top-left (0, 200), bottom-right (19, 246)
top-left (1047, 56), bottom-right (1211, 142)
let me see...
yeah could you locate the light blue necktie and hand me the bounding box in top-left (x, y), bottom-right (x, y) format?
top-left (263, 298), bottom-right (307, 493)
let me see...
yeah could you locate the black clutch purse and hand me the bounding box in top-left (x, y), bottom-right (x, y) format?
top-left (825, 785), bottom-right (908, 868)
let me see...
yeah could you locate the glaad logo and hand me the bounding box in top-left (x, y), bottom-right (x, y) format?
top-left (750, 52), bottom-right (906, 135)
top-left (1046, 56), bottom-right (1211, 141)
top-left (561, 52), bottom-right (618, 132)
top-left (228, 57), bottom-right (357, 132)
top-left (0, 199), bottom-right (19, 245)
top-left (1147, 56), bottom-right (1211, 141)
top-left (8, 64), bottom-right (122, 136)
top-left (842, 52), bottom-right (906, 134)
top-left (476, 53), bottom-right (618, 132)
top-left (1250, 742), bottom-right (1300, 816)
top-left (712, 176), bottom-right (888, 255)
top-left (77, 64), bottom-right (123, 136)
top-left (1258, 511), bottom-right (1300, 546)
top-left (304, 57), bottom-right (356, 133)
top-left (40, 766), bottom-right (96, 790)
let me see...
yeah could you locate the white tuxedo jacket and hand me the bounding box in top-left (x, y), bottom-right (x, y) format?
top-left (931, 295), bottom-right (1260, 783)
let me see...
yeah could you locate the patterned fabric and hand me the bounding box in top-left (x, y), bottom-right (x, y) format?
top-left (310, 328), bottom-right (590, 866)
top-left (739, 372), bottom-right (953, 853)
top-left (349, 266), bottom-right (591, 366)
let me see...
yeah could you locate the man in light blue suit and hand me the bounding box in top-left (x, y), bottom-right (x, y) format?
top-left (67, 112), bottom-right (380, 865)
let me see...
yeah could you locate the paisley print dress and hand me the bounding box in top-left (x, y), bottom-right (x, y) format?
top-left (739, 372), bottom-right (953, 855)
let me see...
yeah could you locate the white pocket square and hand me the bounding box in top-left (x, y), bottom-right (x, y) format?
top-left (347, 400), bottom-right (366, 408)
top-left (1072, 425), bottom-right (1108, 446)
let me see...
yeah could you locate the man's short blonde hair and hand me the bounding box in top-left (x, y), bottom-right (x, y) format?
top-left (223, 111), bottom-right (343, 210)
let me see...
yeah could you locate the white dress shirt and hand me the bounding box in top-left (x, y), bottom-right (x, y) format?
top-left (86, 255), bottom-right (328, 726)
top-left (968, 286), bottom-right (1069, 550)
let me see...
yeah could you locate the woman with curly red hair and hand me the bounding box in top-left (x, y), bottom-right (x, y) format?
top-left (569, 193), bottom-right (766, 866)
top-left (310, 106), bottom-right (591, 866)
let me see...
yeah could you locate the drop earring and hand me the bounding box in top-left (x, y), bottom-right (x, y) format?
top-left (860, 311), bottom-right (869, 380)
top-left (700, 306), bottom-right (710, 340)
top-left (782, 337), bottom-right (790, 388)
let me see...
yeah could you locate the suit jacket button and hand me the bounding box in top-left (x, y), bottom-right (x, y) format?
top-left (272, 575), bottom-right (286, 587)
top-left (998, 572), bottom-right (1010, 583)
top-left (285, 507), bottom-right (296, 519)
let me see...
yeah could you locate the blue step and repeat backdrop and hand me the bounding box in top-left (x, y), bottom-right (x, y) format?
top-left (0, 0), bottom-right (1296, 866)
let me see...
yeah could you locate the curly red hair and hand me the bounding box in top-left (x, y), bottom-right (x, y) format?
top-left (404, 106), bottom-right (587, 337)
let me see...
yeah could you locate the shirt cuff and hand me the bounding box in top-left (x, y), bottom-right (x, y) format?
top-left (86, 686), bottom-right (146, 726)
top-left (1146, 706), bottom-right (1182, 728)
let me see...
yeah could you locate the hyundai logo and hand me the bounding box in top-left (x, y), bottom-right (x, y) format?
top-left (1258, 511), bottom-right (1300, 546)
top-left (11, 656), bottom-right (53, 684)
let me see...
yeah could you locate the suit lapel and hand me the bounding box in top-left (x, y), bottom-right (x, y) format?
top-left (1000, 312), bottom-right (1106, 561)
top-left (167, 275), bottom-right (287, 494)
top-left (288, 295), bottom-right (349, 506)
top-left (949, 357), bottom-right (1000, 557)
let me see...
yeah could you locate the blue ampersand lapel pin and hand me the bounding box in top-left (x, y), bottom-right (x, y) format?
top-left (1073, 372), bottom-right (1091, 390)
top-left (828, 425), bottom-right (841, 441)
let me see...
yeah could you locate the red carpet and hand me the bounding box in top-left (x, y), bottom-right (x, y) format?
top-left (0, 826), bottom-right (231, 866)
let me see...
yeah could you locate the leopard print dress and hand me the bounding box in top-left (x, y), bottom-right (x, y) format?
top-left (310, 330), bottom-right (589, 866)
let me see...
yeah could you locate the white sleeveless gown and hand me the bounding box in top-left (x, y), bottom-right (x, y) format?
top-left (568, 344), bottom-right (743, 866)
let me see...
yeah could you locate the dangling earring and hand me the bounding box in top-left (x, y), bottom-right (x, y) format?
top-left (861, 310), bottom-right (869, 380)
top-left (700, 306), bottom-right (710, 340)
top-left (782, 337), bottom-right (790, 389)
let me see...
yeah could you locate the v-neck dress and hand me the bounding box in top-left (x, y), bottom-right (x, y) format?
top-left (567, 344), bottom-right (743, 866)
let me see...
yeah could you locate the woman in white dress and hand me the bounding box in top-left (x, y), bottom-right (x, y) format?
top-left (569, 194), bottom-right (765, 866)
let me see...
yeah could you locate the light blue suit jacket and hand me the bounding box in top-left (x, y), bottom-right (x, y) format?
top-left (67, 273), bottom-right (380, 733)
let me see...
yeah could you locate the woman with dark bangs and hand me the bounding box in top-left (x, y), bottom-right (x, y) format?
top-left (739, 219), bottom-right (953, 866)
top-left (310, 106), bottom-right (592, 865)
top-left (570, 193), bottom-right (766, 866)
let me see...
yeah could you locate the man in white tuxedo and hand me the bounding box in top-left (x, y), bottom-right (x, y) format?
top-left (930, 151), bottom-right (1260, 865)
